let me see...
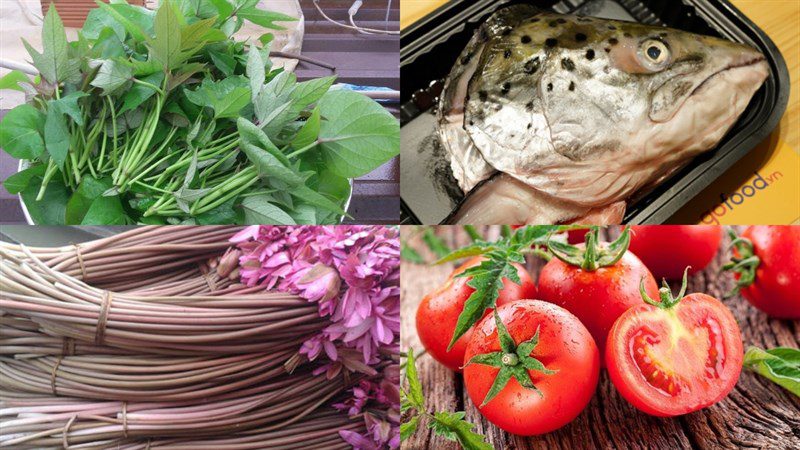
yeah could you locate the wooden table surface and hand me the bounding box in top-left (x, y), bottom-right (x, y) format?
top-left (400, 226), bottom-right (800, 449)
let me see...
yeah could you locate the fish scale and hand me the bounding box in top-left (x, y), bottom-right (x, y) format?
top-left (437, 4), bottom-right (769, 225)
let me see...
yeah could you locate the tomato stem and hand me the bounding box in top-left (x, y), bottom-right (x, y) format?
top-left (640, 266), bottom-right (690, 309)
top-left (548, 226), bottom-right (631, 271)
top-left (721, 227), bottom-right (760, 298)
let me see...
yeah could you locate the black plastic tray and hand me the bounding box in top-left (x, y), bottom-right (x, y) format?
top-left (399, 0), bottom-right (789, 224)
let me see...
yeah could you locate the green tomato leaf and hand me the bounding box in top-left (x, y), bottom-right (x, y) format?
top-left (20, 175), bottom-right (69, 224)
top-left (81, 195), bottom-right (129, 225)
top-left (403, 347), bottom-right (425, 410)
top-left (400, 244), bottom-right (424, 264)
top-left (237, 6), bottom-right (296, 30)
top-left (0, 104), bottom-right (46, 159)
top-left (0, 70), bottom-right (28, 92)
top-left (428, 411), bottom-right (492, 450)
top-left (744, 346), bottom-right (800, 397)
top-left (448, 257), bottom-right (519, 350)
top-left (22, 5), bottom-right (72, 84)
top-left (90, 59), bottom-right (134, 93)
top-left (240, 194), bottom-right (296, 224)
top-left (2, 164), bottom-right (45, 194)
top-left (400, 416), bottom-right (419, 441)
top-left (317, 90), bottom-right (399, 178)
top-left (422, 229), bottom-right (451, 259)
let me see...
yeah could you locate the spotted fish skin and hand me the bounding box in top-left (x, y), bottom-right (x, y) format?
top-left (438, 5), bottom-right (769, 224)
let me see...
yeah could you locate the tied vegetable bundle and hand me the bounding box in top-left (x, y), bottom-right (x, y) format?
top-left (0, 226), bottom-right (400, 448)
top-left (0, 0), bottom-right (399, 225)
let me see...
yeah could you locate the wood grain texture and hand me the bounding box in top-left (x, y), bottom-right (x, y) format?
top-left (400, 226), bottom-right (800, 450)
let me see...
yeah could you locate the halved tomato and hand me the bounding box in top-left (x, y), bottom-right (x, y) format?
top-left (606, 275), bottom-right (743, 416)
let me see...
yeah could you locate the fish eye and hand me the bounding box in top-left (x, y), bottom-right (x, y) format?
top-left (640, 39), bottom-right (670, 69)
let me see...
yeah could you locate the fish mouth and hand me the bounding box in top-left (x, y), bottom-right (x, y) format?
top-left (690, 55), bottom-right (767, 96)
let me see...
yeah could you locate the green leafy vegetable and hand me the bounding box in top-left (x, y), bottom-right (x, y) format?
top-left (2, 0), bottom-right (397, 224)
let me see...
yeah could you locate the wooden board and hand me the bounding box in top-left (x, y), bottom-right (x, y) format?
top-left (400, 226), bottom-right (800, 449)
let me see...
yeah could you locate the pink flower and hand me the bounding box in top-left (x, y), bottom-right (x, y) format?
top-left (232, 226), bottom-right (400, 449)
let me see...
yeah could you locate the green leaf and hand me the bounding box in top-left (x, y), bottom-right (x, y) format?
top-left (20, 175), bottom-right (69, 224)
top-left (185, 77), bottom-right (251, 119)
top-left (209, 49), bottom-right (237, 76)
top-left (0, 104), bottom-right (46, 159)
top-left (463, 351), bottom-right (503, 368)
top-left (180, 16), bottom-right (221, 51)
top-left (317, 90), bottom-right (399, 178)
top-left (400, 416), bottom-right (419, 441)
top-left (83, 7), bottom-right (126, 41)
top-left (94, 1), bottom-right (152, 42)
top-left (119, 72), bottom-right (165, 114)
top-left (401, 244), bottom-right (424, 264)
top-left (237, 117), bottom-right (291, 167)
top-left (404, 347), bottom-right (425, 410)
top-left (291, 106), bottom-right (320, 150)
top-left (448, 258), bottom-right (518, 349)
top-left (238, 6), bottom-right (296, 30)
top-left (44, 104), bottom-right (70, 169)
top-left (744, 346), bottom-right (800, 397)
top-left (208, 0), bottom-right (233, 18)
top-left (422, 229), bottom-right (451, 258)
top-left (0, 70), bottom-right (28, 92)
top-left (2, 164), bottom-right (45, 194)
top-left (148, 0), bottom-right (182, 69)
top-left (435, 242), bottom-right (497, 264)
top-left (22, 5), bottom-right (71, 84)
top-left (429, 411), bottom-right (492, 450)
top-left (292, 76), bottom-right (336, 109)
top-left (81, 196), bottom-right (129, 225)
top-left (287, 204), bottom-right (317, 225)
top-left (196, 199), bottom-right (238, 224)
top-left (246, 47), bottom-right (265, 100)
top-left (90, 27), bottom-right (126, 59)
top-left (240, 194), bottom-right (296, 224)
top-left (65, 175), bottom-right (112, 224)
top-left (90, 59), bottom-right (133, 93)
top-left (292, 185), bottom-right (347, 217)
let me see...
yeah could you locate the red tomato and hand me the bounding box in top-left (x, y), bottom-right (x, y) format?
top-left (416, 256), bottom-right (537, 372)
top-left (567, 228), bottom-right (590, 244)
top-left (728, 226), bottom-right (800, 319)
top-left (606, 291), bottom-right (743, 417)
top-left (463, 300), bottom-right (600, 435)
top-left (538, 250), bottom-right (659, 359)
top-left (629, 225), bottom-right (722, 280)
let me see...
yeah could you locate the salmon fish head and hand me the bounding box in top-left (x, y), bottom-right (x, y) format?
top-left (439, 5), bottom-right (769, 207)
